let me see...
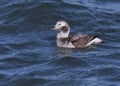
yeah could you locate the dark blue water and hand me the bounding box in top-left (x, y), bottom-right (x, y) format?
top-left (0, 0), bottom-right (120, 86)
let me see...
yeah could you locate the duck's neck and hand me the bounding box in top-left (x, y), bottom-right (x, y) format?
top-left (57, 26), bottom-right (70, 39)
top-left (57, 27), bottom-right (70, 47)
top-left (57, 31), bottom-right (69, 39)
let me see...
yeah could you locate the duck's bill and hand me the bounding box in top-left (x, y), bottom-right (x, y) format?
top-left (48, 25), bottom-right (55, 30)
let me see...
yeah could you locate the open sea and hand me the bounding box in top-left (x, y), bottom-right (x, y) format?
top-left (0, 0), bottom-right (120, 86)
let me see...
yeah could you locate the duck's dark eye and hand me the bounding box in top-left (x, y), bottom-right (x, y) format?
top-left (59, 24), bottom-right (61, 25)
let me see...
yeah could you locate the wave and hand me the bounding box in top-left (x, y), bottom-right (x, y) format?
top-left (0, 1), bottom-right (120, 86)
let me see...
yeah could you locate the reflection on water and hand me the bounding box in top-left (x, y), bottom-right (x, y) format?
top-left (57, 47), bottom-right (72, 56)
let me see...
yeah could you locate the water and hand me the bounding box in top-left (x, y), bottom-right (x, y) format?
top-left (0, 0), bottom-right (120, 86)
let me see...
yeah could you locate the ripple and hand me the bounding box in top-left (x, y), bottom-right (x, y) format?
top-left (95, 0), bottom-right (120, 3)
top-left (0, 58), bottom-right (31, 70)
top-left (3, 77), bottom-right (50, 86)
top-left (0, 0), bottom-right (120, 86)
top-left (0, 73), bottom-right (7, 79)
top-left (49, 56), bottom-right (90, 68)
top-left (0, 45), bottom-right (12, 54)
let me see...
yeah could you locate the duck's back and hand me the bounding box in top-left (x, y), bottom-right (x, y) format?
top-left (69, 34), bottom-right (101, 48)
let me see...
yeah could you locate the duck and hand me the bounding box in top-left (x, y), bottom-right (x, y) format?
top-left (49, 20), bottom-right (103, 48)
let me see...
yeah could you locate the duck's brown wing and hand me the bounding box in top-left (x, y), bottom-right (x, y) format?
top-left (68, 34), bottom-right (97, 48)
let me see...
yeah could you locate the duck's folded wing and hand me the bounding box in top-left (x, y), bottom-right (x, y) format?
top-left (69, 34), bottom-right (97, 48)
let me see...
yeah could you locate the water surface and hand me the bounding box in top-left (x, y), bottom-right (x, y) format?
top-left (0, 0), bottom-right (120, 86)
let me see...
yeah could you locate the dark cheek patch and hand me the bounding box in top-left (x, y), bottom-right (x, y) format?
top-left (61, 26), bottom-right (68, 33)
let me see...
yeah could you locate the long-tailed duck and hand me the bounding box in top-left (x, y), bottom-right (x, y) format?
top-left (50, 20), bottom-right (103, 48)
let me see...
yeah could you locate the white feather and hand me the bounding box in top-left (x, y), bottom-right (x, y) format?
top-left (63, 42), bottom-right (75, 48)
top-left (57, 31), bottom-right (69, 39)
top-left (86, 37), bottom-right (102, 46)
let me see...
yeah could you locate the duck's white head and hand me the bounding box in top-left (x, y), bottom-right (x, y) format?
top-left (50, 20), bottom-right (70, 38)
top-left (54, 20), bottom-right (69, 30)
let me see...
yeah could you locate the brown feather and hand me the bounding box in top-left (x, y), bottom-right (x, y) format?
top-left (69, 34), bottom-right (96, 48)
top-left (60, 26), bottom-right (69, 33)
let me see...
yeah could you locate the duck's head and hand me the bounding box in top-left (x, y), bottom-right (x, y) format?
top-left (50, 20), bottom-right (70, 33)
